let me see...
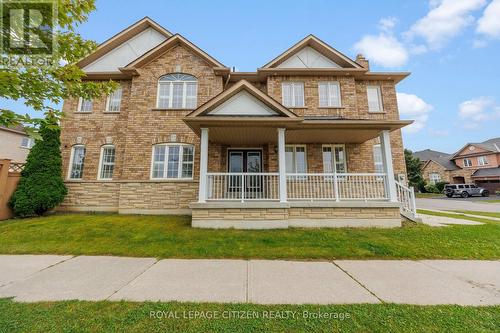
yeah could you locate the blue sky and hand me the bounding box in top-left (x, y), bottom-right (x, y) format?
top-left (3, 0), bottom-right (500, 154)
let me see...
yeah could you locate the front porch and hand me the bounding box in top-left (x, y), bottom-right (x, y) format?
top-left (188, 124), bottom-right (415, 228)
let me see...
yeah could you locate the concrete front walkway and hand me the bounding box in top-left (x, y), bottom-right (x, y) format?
top-left (0, 255), bottom-right (499, 305)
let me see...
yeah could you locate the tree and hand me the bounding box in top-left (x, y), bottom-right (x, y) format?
top-left (404, 149), bottom-right (426, 192)
top-left (1, 0), bottom-right (118, 133)
top-left (9, 112), bottom-right (67, 216)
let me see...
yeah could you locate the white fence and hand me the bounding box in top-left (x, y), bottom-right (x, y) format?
top-left (206, 172), bottom-right (389, 202)
top-left (286, 173), bottom-right (388, 201)
top-left (395, 181), bottom-right (417, 218)
top-left (206, 173), bottom-right (280, 201)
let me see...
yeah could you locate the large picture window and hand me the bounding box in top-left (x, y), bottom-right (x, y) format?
top-left (322, 145), bottom-right (346, 173)
top-left (98, 145), bottom-right (116, 180)
top-left (151, 144), bottom-right (194, 179)
top-left (157, 73), bottom-right (197, 109)
top-left (69, 145), bottom-right (86, 179)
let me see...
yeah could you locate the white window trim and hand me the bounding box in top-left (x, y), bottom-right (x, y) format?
top-left (97, 144), bottom-right (116, 180)
top-left (67, 145), bottom-right (85, 180)
top-left (322, 144), bottom-right (347, 173)
top-left (156, 74), bottom-right (198, 109)
top-left (285, 144), bottom-right (308, 173)
top-left (463, 158), bottom-right (472, 167)
top-left (150, 143), bottom-right (195, 180)
top-left (318, 81), bottom-right (342, 108)
top-left (367, 85), bottom-right (384, 113)
top-left (282, 82), bottom-right (305, 108)
top-left (429, 172), bottom-right (441, 185)
top-left (105, 87), bottom-right (122, 112)
top-left (77, 97), bottom-right (93, 113)
top-left (477, 156), bottom-right (488, 166)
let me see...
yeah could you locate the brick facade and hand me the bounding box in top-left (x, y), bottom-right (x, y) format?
top-left (60, 28), bottom-right (409, 216)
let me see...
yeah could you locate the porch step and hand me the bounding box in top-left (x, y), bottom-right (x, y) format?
top-left (400, 210), bottom-right (422, 223)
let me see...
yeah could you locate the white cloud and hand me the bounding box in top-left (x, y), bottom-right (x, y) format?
top-left (406, 0), bottom-right (486, 49)
top-left (458, 97), bottom-right (500, 128)
top-left (397, 93), bottom-right (434, 133)
top-left (477, 0), bottom-right (500, 38)
top-left (379, 17), bottom-right (398, 32)
top-left (428, 128), bottom-right (450, 137)
top-left (354, 34), bottom-right (409, 67)
top-left (472, 39), bottom-right (487, 48)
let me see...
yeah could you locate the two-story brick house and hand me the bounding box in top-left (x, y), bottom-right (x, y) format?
top-left (59, 17), bottom-right (416, 228)
top-left (415, 137), bottom-right (500, 192)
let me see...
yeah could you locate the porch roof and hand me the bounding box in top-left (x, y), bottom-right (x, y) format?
top-left (183, 117), bottom-right (412, 144)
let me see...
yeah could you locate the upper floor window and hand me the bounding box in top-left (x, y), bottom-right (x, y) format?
top-left (463, 158), bottom-right (472, 167)
top-left (318, 81), bottom-right (341, 107)
top-left (98, 145), bottom-right (116, 180)
top-left (106, 87), bottom-right (122, 112)
top-left (477, 156), bottom-right (488, 166)
top-left (285, 145), bottom-right (307, 173)
top-left (372, 144), bottom-right (384, 173)
top-left (69, 145), bottom-right (86, 179)
top-left (157, 73), bottom-right (197, 109)
top-left (323, 145), bottom-right (347, 173)
top-left (77, 98), bottom-right (93, 112)
top-left (367, 85), bottom-right (383, 112)
top-left (21, 137), bottom-right (34, 148)
top-left (282, 82), bottom-right (304, 108)
top-left (151, 144), bottom-right (194, 179)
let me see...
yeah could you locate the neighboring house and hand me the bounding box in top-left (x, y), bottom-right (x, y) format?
top-left (414, 137), bottom-right (500, 192)
top-left (59, 17), bottom-right (416, 228)
top-left (0, 125), bottom-right (34, 162)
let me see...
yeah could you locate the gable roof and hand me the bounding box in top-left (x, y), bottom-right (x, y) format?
top-left (261, 35), bottom-right (362, 69)
top-left (76, 17), bottom-right (173, 70)
top-left (413, 149), bottom-right (450, 162)
top-left (450, 137), bottom-right (500, 159)
top-left (186, 80), bottom-right (297, 118)
top-left (0, 125), bottom-right (26, 135)
top-left (124, 34), bottom-right (227, 69)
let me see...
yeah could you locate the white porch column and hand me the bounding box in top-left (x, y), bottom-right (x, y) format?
top-left (278, 128), bottom-right (287, 203)
top-left (380, 130), bottom-right (397, 202)
top-left (198, 128), bottom-right (209, 203)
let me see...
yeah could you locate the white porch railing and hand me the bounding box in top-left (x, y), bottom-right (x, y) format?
top-left (206, 172), bottom-right (390, 202)
top-left (395, 181), bottom-right (417, 219)
top-left (206, 173), bottom-right (280, 201)
top-left (286, 173), bottom-right (388, 201)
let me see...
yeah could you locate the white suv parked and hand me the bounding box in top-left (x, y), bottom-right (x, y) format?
top-left (444, 184), bottom-right (489, 198)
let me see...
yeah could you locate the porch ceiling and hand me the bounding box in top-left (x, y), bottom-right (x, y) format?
top-left (185, 117), bottom-right (412, 144)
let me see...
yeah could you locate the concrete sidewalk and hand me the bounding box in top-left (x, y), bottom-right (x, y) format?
top-left (416, 198), bottom-right (500, 213)
top-left (0, 255), bottom-right (499, 305)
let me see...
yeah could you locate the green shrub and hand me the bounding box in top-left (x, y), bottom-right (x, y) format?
top-left (424, 184), bottom-right (440, 194)
top-left (435, 181), bottom-right (448, 193)
top-left (9, 116), bottom-right (67, 217)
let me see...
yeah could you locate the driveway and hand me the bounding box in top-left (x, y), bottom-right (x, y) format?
top-left (417, 198), bottom-right (500, 212)
top-left (0, 255), bottom-right (499, 305)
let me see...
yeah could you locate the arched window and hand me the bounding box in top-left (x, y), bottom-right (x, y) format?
top-left (69, 145), bottom-right (86, 179)
top-left (98, 145), bottom-right (116, 180)
top-left (157, 73), bottom-right (197, 109)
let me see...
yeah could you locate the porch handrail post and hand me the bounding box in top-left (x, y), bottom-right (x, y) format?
top-left (333, 171), bottom-right (340, 202)
top-left (380, 130), bottom-right (397, 202)
top-left (198, 128), bottom-right (209, 203)
top-left (278, 128), bottom-right (287, 203)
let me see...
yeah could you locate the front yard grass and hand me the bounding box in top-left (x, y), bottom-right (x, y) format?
top-left (0, 299), bottom-right (498, 333)
top-left (0, 212), bottom-right (499, 259)
top-left (415, 192), bottom-right (443, 198)
top-left (452, 211), bottom-right (500, 219)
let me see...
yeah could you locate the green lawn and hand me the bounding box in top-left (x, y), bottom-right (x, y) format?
top-left (453, 211), bottom-right (500, 219)
top-left (0, 299), bottom-right (498, 333)
top-left (0, 212), bottom-right (499, 259)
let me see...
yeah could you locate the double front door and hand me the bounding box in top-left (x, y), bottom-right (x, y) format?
top-left (228, 150), bottom-right (262, 194)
